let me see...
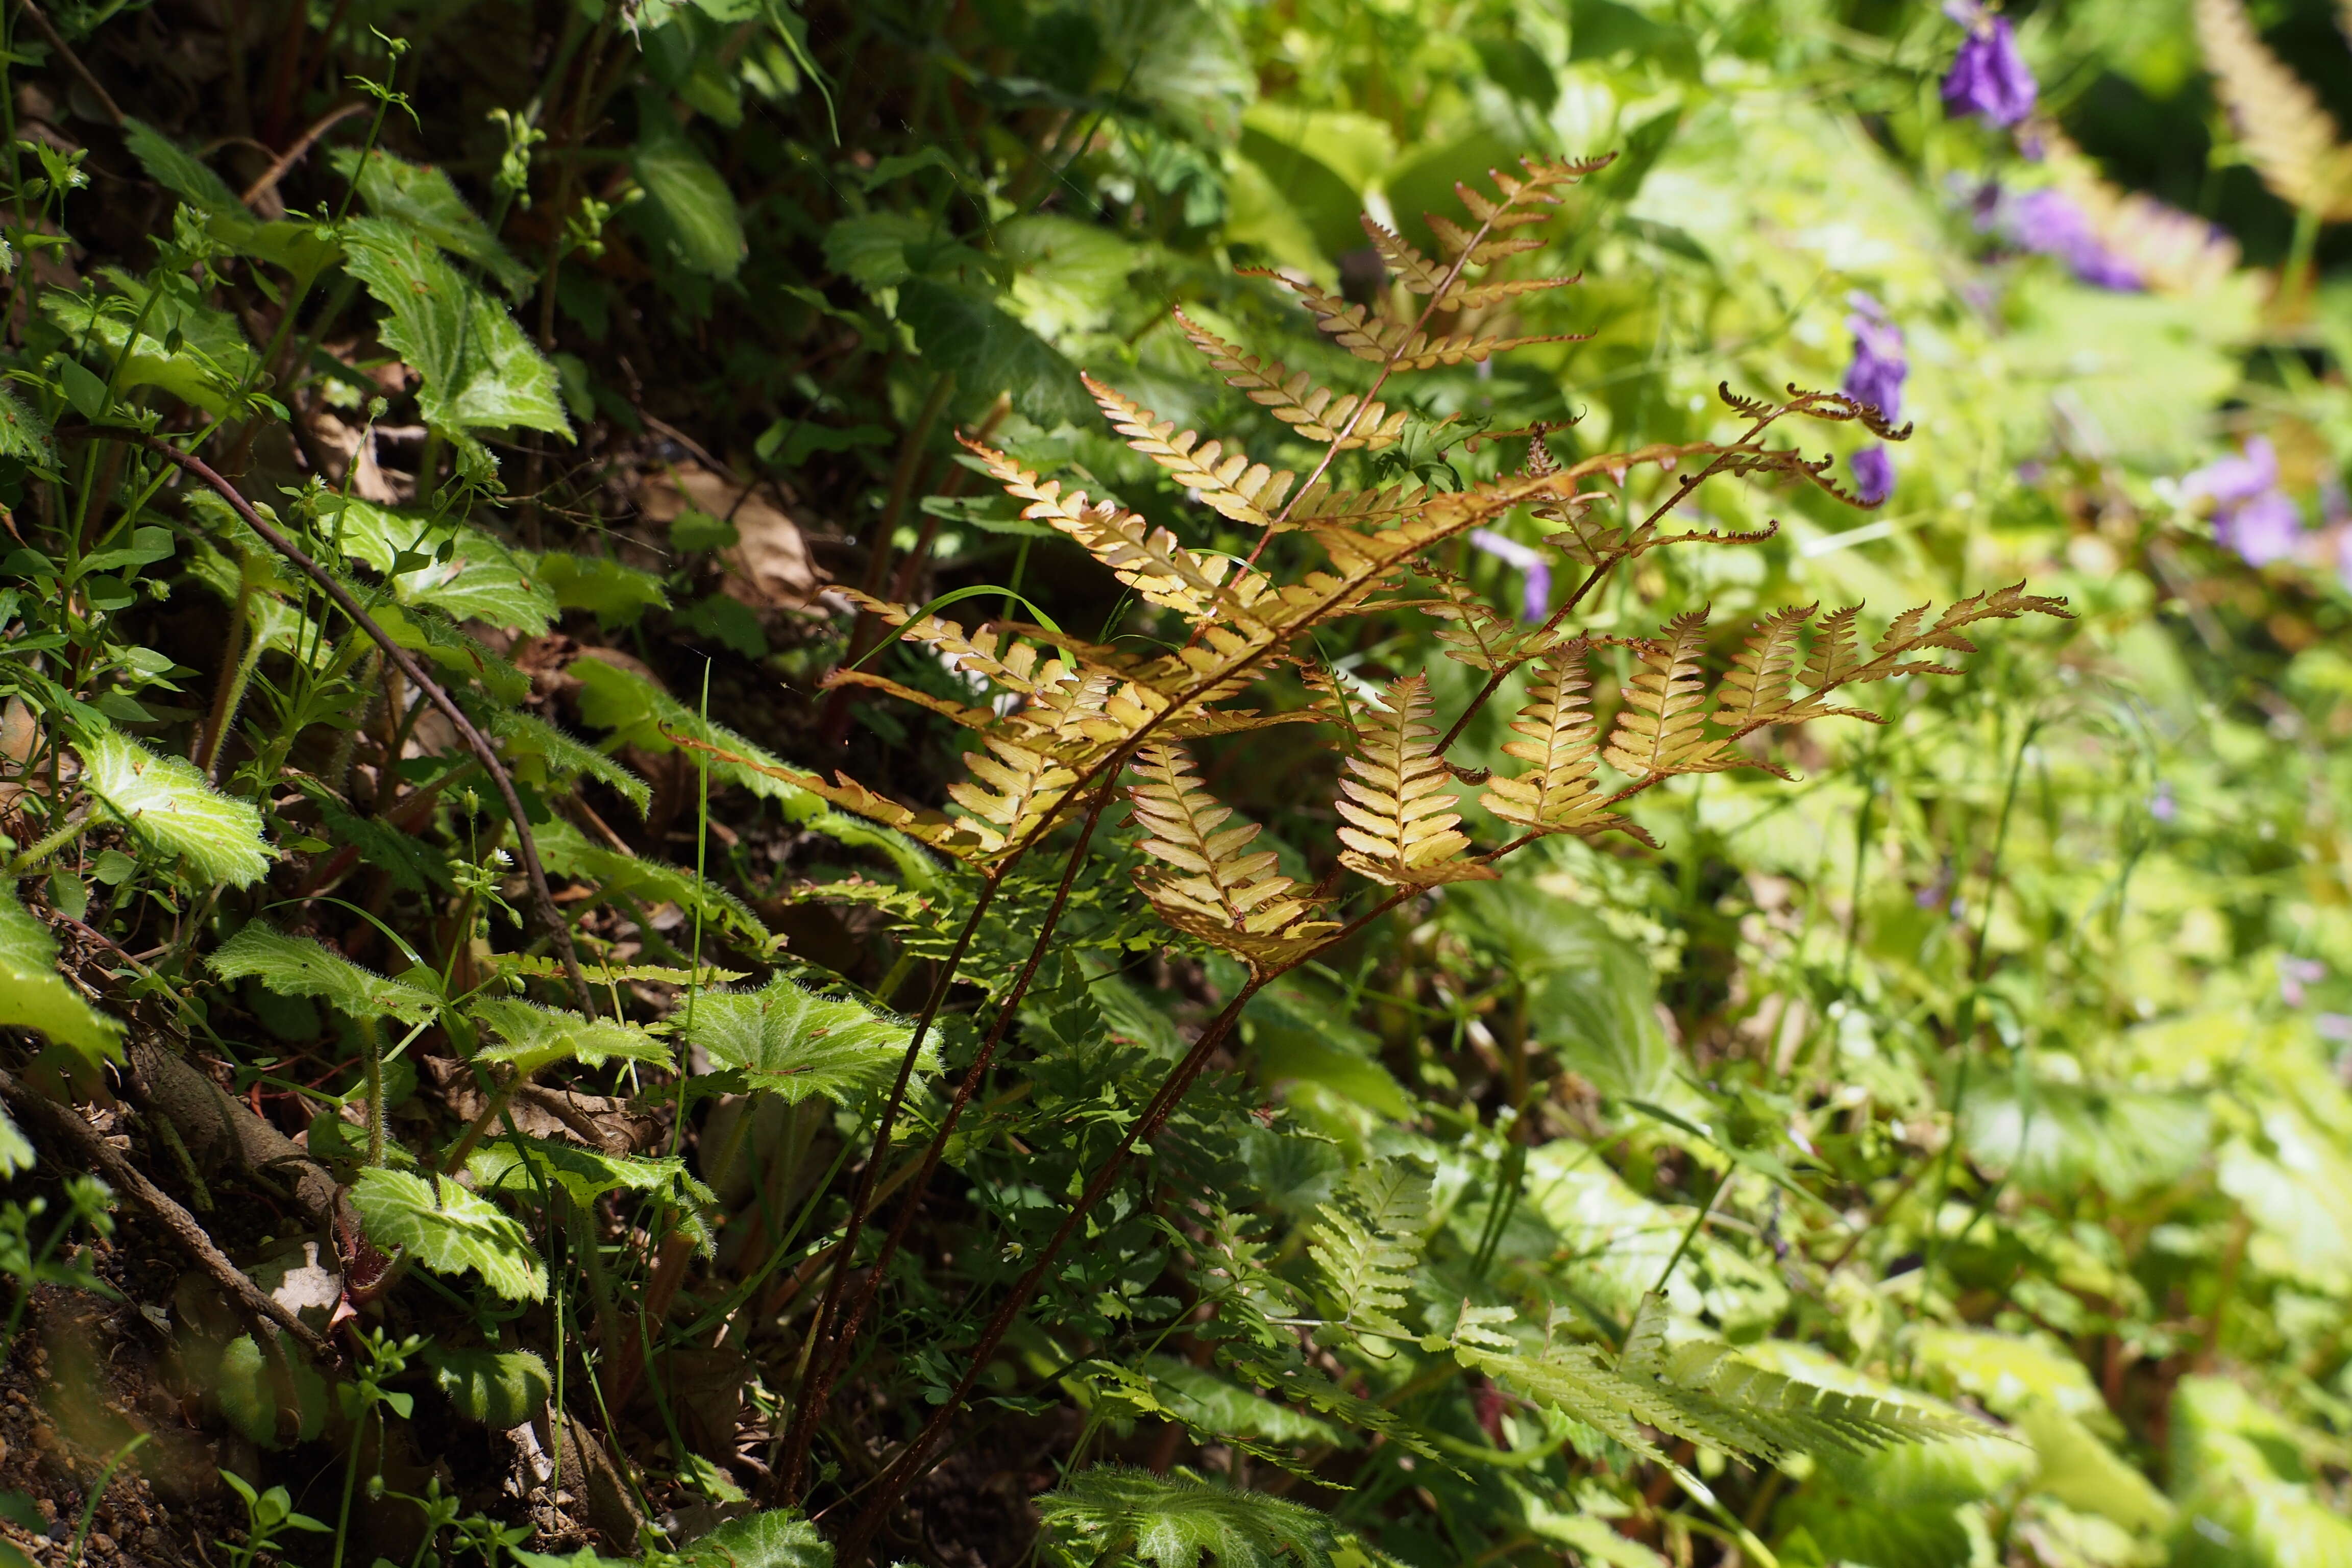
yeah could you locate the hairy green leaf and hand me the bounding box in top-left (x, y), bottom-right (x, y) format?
top-left (351, 1168), bottom-right (547, 1301)
top-left (0, 885), bottom-right (123, 1063)
top-left (466, 998), bottom-right (672, 1075)
top-left (677, 975), bottom-right (920, 1105)
top-left (427, 1345), bottom-right (551, 1427)
top-left (631, 102), bottom-right (747, 280)
top-left (343, 218), bottom-right (570, 440)
top-left (210, 924), bottom-right (440, 1025)
top-left (79, 730), bottom-right (271, 888)
top-left (331, 147), bottom-right (534, 297)
top-left (317, 495), bottom-right (559, 633)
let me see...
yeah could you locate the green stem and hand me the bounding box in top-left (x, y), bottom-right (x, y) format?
top-left (69, 1432), bottom-right (149, 1562)
top-left (361, 1017), bottom-right (385, 1167)
top-left (8, 807), bottom-right (91, 875)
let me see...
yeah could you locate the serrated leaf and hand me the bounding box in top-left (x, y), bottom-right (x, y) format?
top-left (465, 998), bottom-right (671, 1076)
top-left (118, 117), bottom-right (241, 213)
top-left (78, 729), bottom-right (271, 888)
top-left (41, 271), bottom-right (262, 417)
top-left (570, 656), bottom-right (816, 821)
top-left (469, 1136), bottom-right (712, 1212)
top-left (210, 924), bottom-right (440, 1025)
top-left (342, 218), bottom-right (570, 440)
top-left (529, 550), bottom-right (670, 628)
top-left (488, 708), bottom-right (651, 815)
top-left (1038, 1467), bottom-right (1336, 1568)
top-left (897, 278), bottom-right (1093, 428)
top-left (0, 885), bottom-right (124, 1063)
top-left (680, 1510), bottom-right (833, 1568)
top-left (631, 99), bottom-right (746, 280)
top-left (330, 147), bottom-right (533, 297)
top-left (677, 975), bottom-right (920, 1105)
top-left (351, 1168), bottom-right (547, 1301)
top-left (0, 383), bottom-right (56, 465)
top-left (426, 1345), bottom-right (550, 1427)
top-left (533, 816), bottom-right (772, 946)
top-left (316, 495), bottom-right (558, 633)
top-left (217, 1334), bottom-right (330, 1447)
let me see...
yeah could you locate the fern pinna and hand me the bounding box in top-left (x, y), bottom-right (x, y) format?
top-left (686, 153), bottom-right (2067, 1555)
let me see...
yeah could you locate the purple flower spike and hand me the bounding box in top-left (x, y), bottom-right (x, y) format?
top-left (2004, 189), bottom-right (2142, 290)
top-left (2217, 489), bottom-right (2304, 566)
top-left (1943, 10), bottom-right (2037, 128)
top-left (2185, 437), bottom-right (2305, 566)
top-left (1851, 445), bottom-right (1896, 506)
top-left (1468, 528), bottom-right (1552, 623)
top-left (1843, 293), bottom-right (1907, 421)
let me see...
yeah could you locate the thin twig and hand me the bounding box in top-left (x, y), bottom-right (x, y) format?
top-left (0, 1066), bottom-right (333, 1360)
top-left (13, 0), bottom-right (120, 125)
top-left (795, 779), bottom-right (1118, 1455)
top-left (240, 100), bottom-right (369, 209)
top-left (63, 428), bottom-right (598, 1017)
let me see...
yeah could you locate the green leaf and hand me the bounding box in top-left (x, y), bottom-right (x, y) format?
top-left (216, 1334), bottom-right (330, 1447)
top-left (118, 117), bottom-right (241, 213)
top-left (315, 495), bottom-right (559, 634)
top-left (42, 271), bottom-right (262, 417)
top-left (534, 816), bottom-right (772, 946)
top-left (467, 1137), bottom-right (714, 1250)
top-left (896, 278), bottom-right (1093, 428)
top-left (1962, 1078), bottom-right (2209, 1199)
top-left (1449, 1295), bottom-right (1984, 1470)
top-left (342, 218), bottom-right (571, 440)
top-left (209, 924), bottom-right (440, 1025)
top-left (426, 1345), bottom-right (551, 1427)
top-left (677, 974), bottom-right (920, 1105)
top-left (1307, 1160), bottom-right (1430, 1345)
top-left (680, 1510), bottom-right (833, 1568)
top-left (1038, 1468), bottom-right (1336, 1568)
top-left (631, 100), bottom-right (746, 281)
top-left (465, 997), bottom-right (672, 1076)
top-left (351, 1168), bottom-right (548, 1301)
top-left (0, 884), bottom-right (124, 1063)
top-left (530, 551), bottom-right (670, 628)
top-left (78, 729), bottom-right (271, 888)
top-left (488, 708), bottom-right (651, 815)
top-left (330, 147), bottom-right (534, 298)
top-left (822, 211), bottom-right (930, 291)
top-left (0, 384), bottom-right (56, 466)
top-left (570, 655), bottom-right (818, 817)
top-left (1442, 886), bottom-right (1669, 1099)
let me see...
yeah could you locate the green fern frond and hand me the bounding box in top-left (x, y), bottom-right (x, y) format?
top-left (1037, 1467), bottom-right (1336, 1568)
top-left (1306, 1160), bottom-right (1431, 1345)
top-left (1175, 309), bottom-right (1410, 452)
top-left (1126, 743), bottom-right (1337, 970)
top-left (1449, 1294), bottom-right (1986, 1468)
top-left (1334, 675), bottom-right (1494, 886)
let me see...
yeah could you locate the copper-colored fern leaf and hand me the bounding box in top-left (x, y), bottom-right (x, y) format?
top-left (1711, 606), bottom-right (1815, 731)
top-left (947, 735), bottom-right (1082, 853)
top-left (1783, 605), bottom-right (1872, 721)
top-left (1334, 675), bottom-right (1496, 887)
top-left (2038, 127), bottom-right (2240, 296)
top-left (1602, 610), bottom-right (1732, 778)
top-left (966, 440), bottom-right (1281, 620)
top-left (1481, 643), bottom-right (1623, 839)
top-left (1243, 273), bottom-right (1583, 370)
top-left (1127, 743), bottom-right (1338, 970)
top-left (1086, 375), bottom-right (1297, 529)
top-left (666, 732), bottom-right (995, 863)
top-left (1426, 594), bottom-right (1564, 673)
top-left (1174, 309), bottom-right (1410, 452)
top-left (2198, 0), bottom-right (2352, 219)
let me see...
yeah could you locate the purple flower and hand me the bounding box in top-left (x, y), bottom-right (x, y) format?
top-left (2219, 490), bottom-right (2304, 565)
top-left (1943, 6), bottom-right (2037, 128)
top-left (2002, 189), bottom-right (2142, 290)
top-left (1469, 528), bottom-right (1551, 623)
top-left (1842, 292), bottom-right (1907, 421)
top-left (2150, 782), bottom-right (2175, 823)
top-left (2185, 437), bottom-right (2306, 565)
top-left (1851, 445), bottom-right (1896, 506)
